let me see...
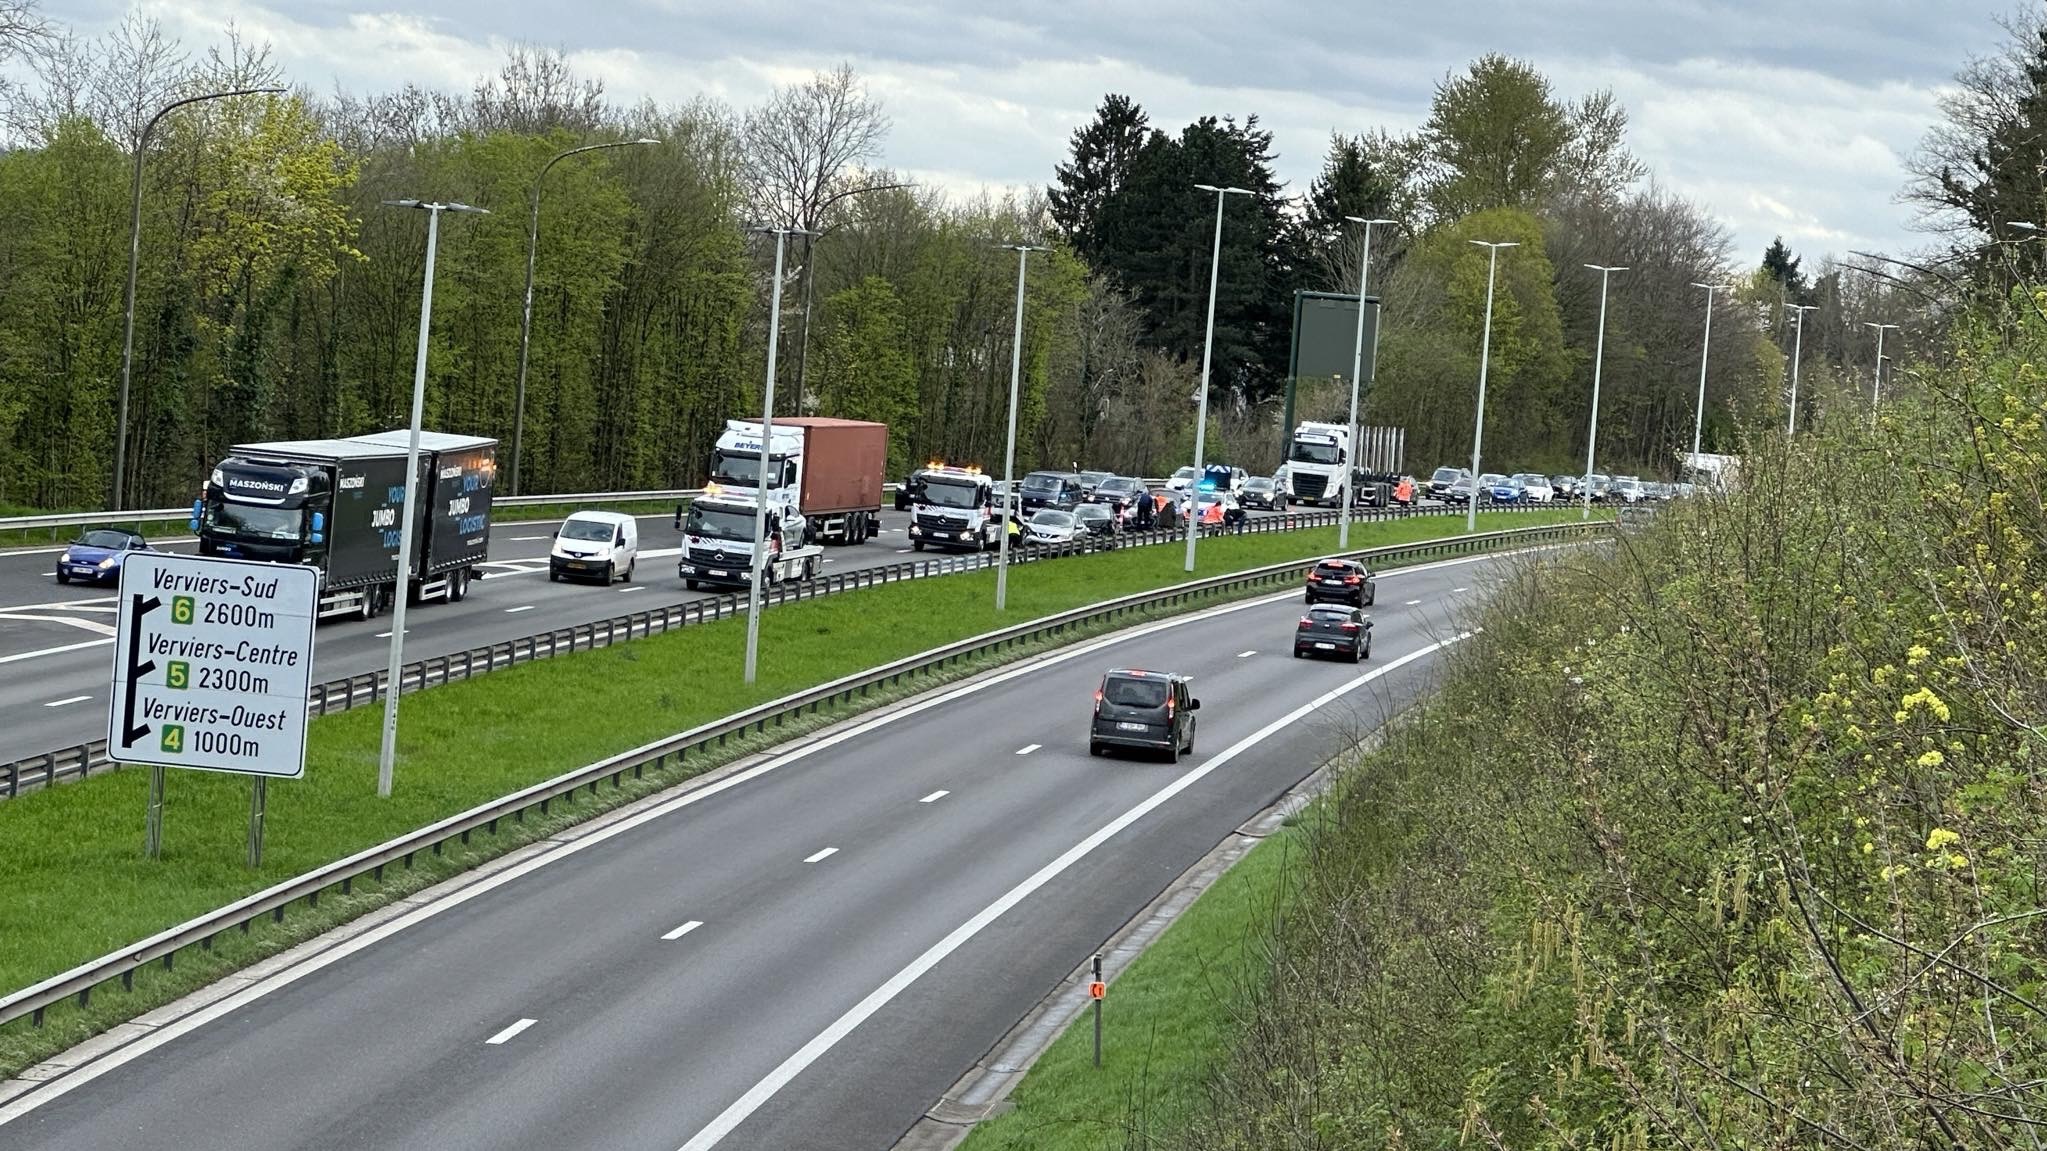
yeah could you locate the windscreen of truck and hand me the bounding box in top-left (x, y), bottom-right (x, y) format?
top-left (709, 449), bottom-right (789, 489)
top-left (1288, 437), bottom-right (1342, 465)
top-left (685, 504), bottom-right (760, 542)
top-left (920, 478), bottom-right (983, 509)
top-left (206, 501), bottom-right (302, 541)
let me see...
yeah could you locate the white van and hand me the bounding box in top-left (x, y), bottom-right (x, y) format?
top-left (549, 510), bottom-right (638, 584)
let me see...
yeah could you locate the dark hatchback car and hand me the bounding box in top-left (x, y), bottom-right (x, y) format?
top-left (1089, 669), bottom-right (1199, 760)
top-left (1294, 604), bottom-right (1372, 661)
top-left (1089, 475), bottom-right (1147, 515)
top-left (1240, 475), bottom-right (1284, 510)
top-left (1304, 557), bottom-right (1376, 606)
top-left (1073, 502), bottom-right (1119, 541)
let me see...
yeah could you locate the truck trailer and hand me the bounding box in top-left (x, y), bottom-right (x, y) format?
top-left (347, 430), bottom-right (497, 602)
top-left (705, 417), bottom-right (886, 544)
top-left (194, 430), bottom-right (497, 621)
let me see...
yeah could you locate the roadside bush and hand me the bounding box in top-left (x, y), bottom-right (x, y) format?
top-left (1167, 300), bottom-right (2047, 1148)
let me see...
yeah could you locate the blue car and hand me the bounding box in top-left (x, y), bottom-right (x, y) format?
top-left (1480, 474), bottom-right (1524, 504)
top-left (56, 527), bottom-right (153, 585)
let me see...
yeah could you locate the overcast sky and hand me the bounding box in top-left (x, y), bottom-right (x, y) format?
top-left (49, 0), bottom-right (2020, 266)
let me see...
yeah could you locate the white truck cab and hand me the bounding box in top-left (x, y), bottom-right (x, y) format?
top-left (550, 510), bottom-right (638, 584)
top-left (1284, 422), bottom-right (1351, 507)
top-left (678, 492), bottom-right (823, 591)
top-left (907, 464), bottom-right (998, 552)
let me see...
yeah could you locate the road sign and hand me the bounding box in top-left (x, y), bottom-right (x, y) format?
top-left (107, 552), bottom-right (319, 779)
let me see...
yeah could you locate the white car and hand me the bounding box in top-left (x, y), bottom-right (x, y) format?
top-left (551, 510), bottom-right (639, 583)
top-left (1166, 466), bottom-right (1200, 492)
top-left (1024, 509), bottom-right (1085, 546)
top-left (1513, 473), bottom-right (1554, 503)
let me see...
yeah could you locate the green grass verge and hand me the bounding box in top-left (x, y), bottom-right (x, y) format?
top-left (0, 509), bottom-right (1585, 1076)
top-left (961, 829), bottom-right (1302, 1151)
top-left (0, 499), bottom-right (680, 550)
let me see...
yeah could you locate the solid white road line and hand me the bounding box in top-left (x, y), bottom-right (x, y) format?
top-left (673, 633), bottom-right (1474, 1151)
top-left (0, 612), bottom-right (116, 636)
top-left (919, 790), bottom-right (949, 804)
top-left (0, 637), bottom-right (113, 666)
top-left (1453, 587), bottom-right (1469, 593)
top-left (0, 547), bottom-right (1522, 1129)
top-left (1405, 599), bottom-right (1421, 606)
top-left (504, 606), bottom-right (535, 614)
top-left (373, 630), bottom-right (409, 639)
top-left (485, 1018), bottom-right (538, 1045)
top-left (1015, 744), bottom-right (1040, 756)
top-left (803, 847), bottom-right (839, 864)
top-left (619, 585), bottom-right (648, 593)
top-left (0, 594), bottom-right (118, 612)
top-left (511, 535), bottom-right (547, 541)
top-left (1235, 650), bottom-right (1256, 658)
top-left (42, 695), bottom-right (90, 708)
top-left (661, 921), bottom-right (705, 941)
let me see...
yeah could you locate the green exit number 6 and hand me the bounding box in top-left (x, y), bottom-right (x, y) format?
top-left (171, 596), bottom-right (195, 625)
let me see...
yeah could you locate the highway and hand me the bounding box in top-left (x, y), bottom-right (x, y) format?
top-left (0, 511), bottom-right (991, 763)
top-left (0, 548), bottom-right (1502, 1151)
top-left (0, 504), bottom-right (1330, 766)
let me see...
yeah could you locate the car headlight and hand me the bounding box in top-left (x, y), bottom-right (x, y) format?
top-left (59, 551), bottom-right (71, 564)
top-left (98, 557), bottom-right (118, 569)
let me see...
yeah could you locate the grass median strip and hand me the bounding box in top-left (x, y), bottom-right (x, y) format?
top-left (960, 827), bottom-right (1302, 1151)
top-left (0, 510), bottom-right (1581, 1077)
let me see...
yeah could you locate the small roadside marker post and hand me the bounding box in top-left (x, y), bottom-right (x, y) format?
top-left (1090, 952), bottom-right (1106, 1068)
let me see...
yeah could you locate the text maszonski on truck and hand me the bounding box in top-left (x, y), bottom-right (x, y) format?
top-left (148, 569), bottom-right (290, 598)
top-left (144, 635), bottom-right (303, 666)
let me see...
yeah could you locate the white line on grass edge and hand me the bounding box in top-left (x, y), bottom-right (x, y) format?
top-left (0, 545), bottom-right (1522, 1127)
top-left (675, 631), bottom-right (1472, 1150)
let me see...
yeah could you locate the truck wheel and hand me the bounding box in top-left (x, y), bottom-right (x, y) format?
top-left (685, 578), bottom-right (700, 591)
top-left (450, 569), bottom-right (469, 602)
top-left (912, 540), bottom-right (925, 552)
top-left (359, 587), bottom-right (378, 622)
top-left (803, 557), bottom-right (818, 580)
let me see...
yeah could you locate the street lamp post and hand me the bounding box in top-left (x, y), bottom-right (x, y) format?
top-left (1582, 264), bottom-right (1627, 521)
top-left (995, 243), bottom-right (1048, 612)
top-left (377, 199), bottom-right (489, 798)
top-left (1466, 240), bottom-right (1518, 533)
top-left (1785, 303), bottom-right (1818, 435)
top-left (511, 137), bottom-right (658, 496)
top-left (111, 85), bottom-right (286, 511)
top-left (1185, 183), bottom-right (1252, 573)
top-left (743, 227), bottom-right (817, 685)
top-left (1340, 216), bottom-right (1396, 550)
top-left (1690, 282), bottom-right (1721, 459)
top-left (1864, 322), bottom-right (1900, 426)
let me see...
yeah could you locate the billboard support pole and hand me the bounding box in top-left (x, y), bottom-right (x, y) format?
top-left (1281, 291), bottom-right (1303, 466)
top-left (247, 777), bottom-right (267, 868)
top-left (145, 765), bottom-right (165, 860)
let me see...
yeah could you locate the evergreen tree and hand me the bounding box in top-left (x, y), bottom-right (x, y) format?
top-left (1302, 132), bottom-right (1399, 250)
top-left (1047, 94), bottom-right (1150, 264)
top-left (1760, 236), bottom-right (1808, 302)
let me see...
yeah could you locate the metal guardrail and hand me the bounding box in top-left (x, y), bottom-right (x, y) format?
top-left (0, 517), bottom-right (1608, 1033)
top-left (0, 503), bottom-right (1561, 801)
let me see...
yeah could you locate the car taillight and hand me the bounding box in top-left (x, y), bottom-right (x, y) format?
top-left (1165, 696), bottom-right (1175, 718)
top-left (1093, 689), bottom-right (1102, 715)
top-left (1298, 617), bottom-right (1312, 628)
top-left (1344, 575), bottom-right (1361, 584)
top-left (1341, 623), bottom-right (1360, 633)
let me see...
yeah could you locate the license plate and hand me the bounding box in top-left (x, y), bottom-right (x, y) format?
top-left (1321, 579), bottom-right (1344, 585)
top-left (711, 569), bottom-right (730, 578)
top-left (1315, 642), bottom-right (1334, 650)
top-left (1117, 721), bottom-right (1148, 732)
top-left (72, 566), bottom-right (95, 575)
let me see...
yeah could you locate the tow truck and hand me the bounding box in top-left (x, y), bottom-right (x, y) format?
top-left (906, 463), bottom-right (999, 552)
top-left (678, 486), bottom-right (823, 591)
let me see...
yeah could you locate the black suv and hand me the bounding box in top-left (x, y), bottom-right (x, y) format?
top-left (1018, 471), bottom-right (1085, 514)
top-left (1304, 558), bottom-right (1376, 606)
top-left (1089, 669), bottom-right (1199, 760)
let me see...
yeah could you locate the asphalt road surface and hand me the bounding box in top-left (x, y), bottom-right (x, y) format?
top-left (0, 548), bottom-right (1507, 1151)
top-left (0, 506), bottom-right (1327, 765)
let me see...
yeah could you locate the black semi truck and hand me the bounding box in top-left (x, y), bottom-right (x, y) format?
top-left (193, 431), bottom-right (496, 621)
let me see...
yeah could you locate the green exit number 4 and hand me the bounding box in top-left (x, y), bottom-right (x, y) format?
top-left (160, 725), bottom-right (184, 754)
top-left (171, 596), bottom-right (195, 625)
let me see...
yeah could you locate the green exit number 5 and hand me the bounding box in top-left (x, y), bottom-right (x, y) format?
top-left (167, 661), bottom-right (189, 690)
top-left (171, 596), bottom-right (195, 625)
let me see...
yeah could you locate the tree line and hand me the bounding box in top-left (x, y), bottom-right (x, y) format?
top-left (0, 9), bottom-right (1914, 512)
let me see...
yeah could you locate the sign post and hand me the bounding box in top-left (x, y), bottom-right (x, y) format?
top-left (109, 552), bottom-right (319, 864)
top-left (1090, 952), bottom-right (1106, 1068)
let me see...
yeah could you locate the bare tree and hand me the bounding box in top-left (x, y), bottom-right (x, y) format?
top-left (89, 11), bottom-right (188, 150)
top-left (467, 44), bottom-right (606, 136)
top-left (741, 62), bottom-right (890, 233)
